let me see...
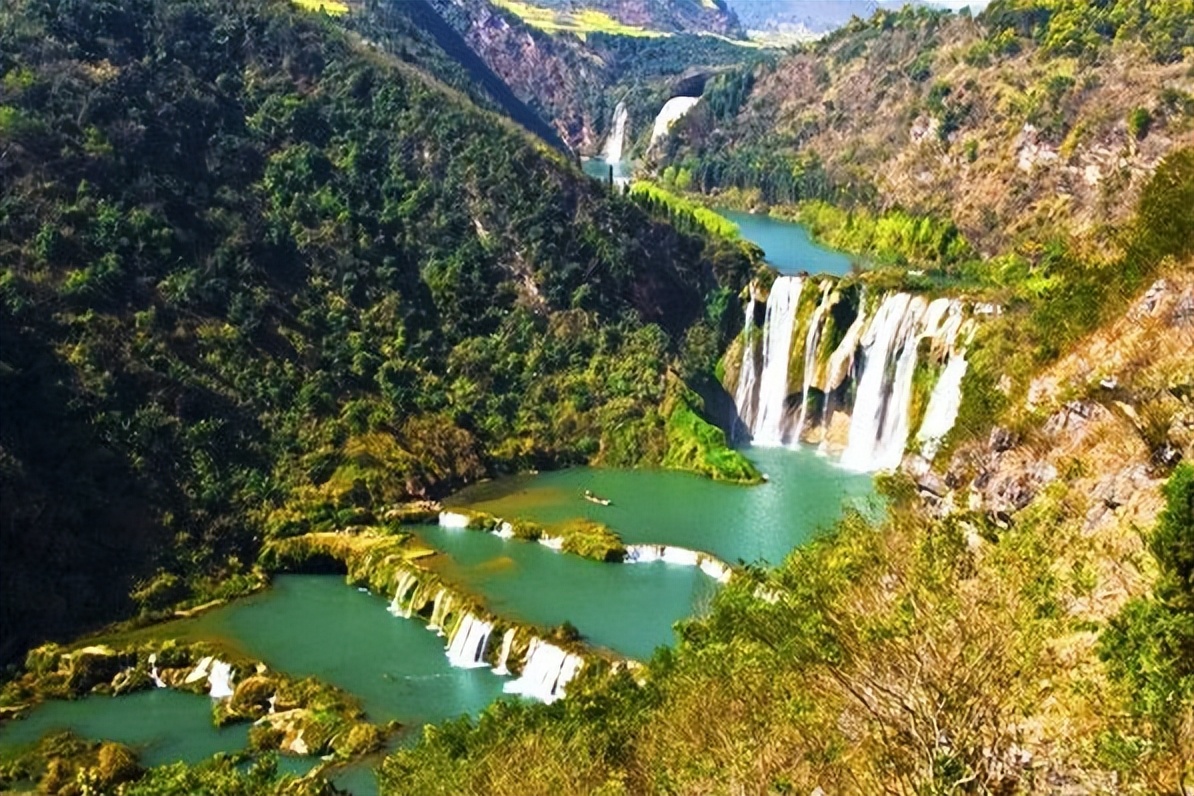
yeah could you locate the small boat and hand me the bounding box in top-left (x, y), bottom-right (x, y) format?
top-left (583, 489), bottom-right (611, 506)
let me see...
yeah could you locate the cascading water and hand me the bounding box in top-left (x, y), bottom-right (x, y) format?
top-left (649, 96), bottom-right (701, 148)
top-left (601, 101), bottom-right (629, 163)
top-left (208, 660), bottom-right (234, 700)
top-left (492, 629), bottom-right (517, 676)
top-left (751, 276), bottom-right (804, 445)
top-left (916, 351), bottom-right (968, 460)
top-left (504, 638), bottom-right (584, 704)
top-left (388, 570), bottom-right (418, 618)
top-left (426, 588), bottom-right (450, 634)
top-left (732, 295), bottom-right (760, 439)
top-left (839, 293), bottom-right (928, 471)
top-left (446, 613), bottom-right (493, 669)
top-left (795, 281), bottom-right (834, 437)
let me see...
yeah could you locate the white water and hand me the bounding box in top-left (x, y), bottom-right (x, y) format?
top-left (795, 282), bottom-right (834, 437)
top-left (917, 350), bottom-right (968, 460)
top-left (388, 570), bottom-right (418, 618)
top-left (147, 653), bottom-right (166, 689)
top-left (438, 511), bottom-right (470, 529)
top-left (601, 102), bottom-right (629, 163)
top-left (538, 535), bottom-right (564, 551)
top-left (732, 296), bottom-right (760, 438)
top-left (840, 293), bottom-right (946, 472)
top-left (495, 521), bottom-right (515, 539)
top-left (446, 613), bottom-right (493, 669)
top-left (426, 588), bottom-right (450, 634)
top-left (503, 638), bottom-right (584, 704)
top-left (208, 660), bottom-right (234, 700)
top-left (752, 276), bottom-right (804, 445)
top-left (493, 629), bottom-right (517, 676)
top-left (649, 96), bottom-right (701, 148)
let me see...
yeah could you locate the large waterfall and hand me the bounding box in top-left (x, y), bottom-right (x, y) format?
top-left (601, 102), bottom-right (629, 163)
top-left (751, 276), bottom-right (804, 446)
top-left (729, 280), bottom-right (974, 472)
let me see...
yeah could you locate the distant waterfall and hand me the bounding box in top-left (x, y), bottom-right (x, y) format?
top-left (601, 102), bottom-right (629, 163)
top-left (446, 612), bottom-right (493, 669)
top-left (649, 96), bottom-right (701, 148)
top-left (732, 296), bottom-right (759, 437)
top-left (752, 276), bottom-right (804, 445)
top-left (503, 638), bottom-right (584, 704)
top-left (208, 660), bottom-right (234, 700)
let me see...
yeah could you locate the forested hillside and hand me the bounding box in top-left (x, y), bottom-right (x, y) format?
top-left (658, 0), bottom-right (1194, 254)
top-left (0, 0), bottom-right (756, 663)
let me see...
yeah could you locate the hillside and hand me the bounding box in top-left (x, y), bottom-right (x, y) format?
top-left (657, 1), bottom-right (1194, 255)
top-left (424, 0), bottom-right (761, 151)
top-left (0, 0), bottom-right (757, 663)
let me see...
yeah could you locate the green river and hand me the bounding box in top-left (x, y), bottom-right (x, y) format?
top-left (0, 445), bottom-right (872, 794)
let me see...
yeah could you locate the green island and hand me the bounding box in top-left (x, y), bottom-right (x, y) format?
top-left (2, 0), bottom-right (1193, 794)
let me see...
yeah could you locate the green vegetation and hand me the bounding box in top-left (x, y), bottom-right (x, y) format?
top-left (558, 519), bottom-right (627, 562)
top-left (0, 0), bottom-right (753, 663)
top-left (1099, 464), bottom-right (1194, 790)
top-left (662, 389), bottom-right (762, 483)
top-left (629, 181), bottom-right (742, 240)
top-left (796, 201), bottom-right (973, 271)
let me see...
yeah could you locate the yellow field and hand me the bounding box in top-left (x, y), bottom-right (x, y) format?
top-left (491, 0), bottom-right (667, 38)
top-left (289, 0), bottom-right (348, 16)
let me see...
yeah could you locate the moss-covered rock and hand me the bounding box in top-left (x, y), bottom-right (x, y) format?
top-left (662, 389), bottom-right (762, 484)
top-left (559, 520), bottom-right (626, 562)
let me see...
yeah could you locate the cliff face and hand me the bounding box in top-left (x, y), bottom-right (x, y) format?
top-left (429, 0), bottom-right (611, 149)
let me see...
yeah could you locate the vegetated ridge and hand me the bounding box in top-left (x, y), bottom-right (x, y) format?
top-left (0, 0), bottom-right (758, 665)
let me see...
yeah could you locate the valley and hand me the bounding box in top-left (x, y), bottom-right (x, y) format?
top-left (1, 0), bottom-right (1192, 794)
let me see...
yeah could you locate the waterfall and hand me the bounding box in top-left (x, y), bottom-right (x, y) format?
top-left (495, 521), bottom-right (515, 539)
top-left (795, 282), bottom-right (834, 438)
top-left (839, 293), bottom-right (927, 471)
top-left (388, 570), bottom-right (418, 617)
top-left (439, 511), bottom-right (469, 528)
top-left (208, 660), bottom-right (234, 700)
top-left (148, 653), bottom-right (166, 689)
top-left (538, 535), bottom-right (564, 551)
top-left (649, 96), bottom-right (701, 148)
top-left (732, 296), bottom-right (760, 439)
top-left (916, 351), bottom-right (968, 460)
top-left (601, 102), bottom-right (629, 162)
top-left (427, 588), bottom-right (451, 634)
top-left (446, 613), bottom-right (493, 669)
top-left (504, 638), bottom-right (584, 704)
top-left (751, 276), bottom-right (804, 446)
top-left (493, 629), bottom-right (517, 676)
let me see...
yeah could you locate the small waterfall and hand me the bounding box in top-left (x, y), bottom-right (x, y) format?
top-left (538, 535), bottom-right (564, 551)
top-left (601, 101), bottom-right (629, 162)
top-left (439, 511), bottom-right (469, 528)
top-left (388, 570), bottom-right (418, 617)
top-left (732, 296), bottom-right (760, 439)
top-left (446, 613), bottom-right (493, 669)
top-left (208, 660), bottom-right (234, 700)
top-left (148, 653), bottom-right (166, 689)
top-left (504, 638), bottom-right (584, 704)
top-left (495, 521), bottom-right (515, 539)
top-left (916, 351), bottom-right (968, 460)
top-left (795, 282), bottom-right (834, 438)
top-left (427, 588), bottom-right (451, 634)
top-left (649, 96), bottom-right (701, 148)
top-left (493, 628), bottom-right (517, 676)
top-left (752, 276), bottom-right (804, 446)
top-left (840, 293), bottom-right (927, 471)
